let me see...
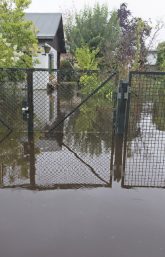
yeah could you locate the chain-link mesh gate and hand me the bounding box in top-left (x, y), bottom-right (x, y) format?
top-left (2, 69), bottom-right (164, 190)
top-left (0, 68), bottom-right (116, 190)
top-left (122, 71), bottom-right (165, 188)
top-left (0, 69), bottom-right (29, 188)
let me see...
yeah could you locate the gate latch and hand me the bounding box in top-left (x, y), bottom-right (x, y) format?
top-left (22, 106), bottom-right (29, 121)
top-left (22, 99), bottom-right (29, 121)
top-left (22, 106), bottom-right (29, 114)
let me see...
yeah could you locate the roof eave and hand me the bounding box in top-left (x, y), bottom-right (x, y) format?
top-left (38, 36), bottom-right (54, 40)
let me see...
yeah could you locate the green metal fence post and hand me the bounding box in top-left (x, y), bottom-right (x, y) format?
top-left (27, 70), bottom-right (35, 187)
top-left (115, 80), bottom-right (129, 135)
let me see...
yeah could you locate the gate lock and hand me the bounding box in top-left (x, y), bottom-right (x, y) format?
top-left (22, 99), bottom-right (29, 121)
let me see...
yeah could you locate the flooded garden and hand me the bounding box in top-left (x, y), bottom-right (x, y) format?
top-left (0, 69), bottom-right (165, 257)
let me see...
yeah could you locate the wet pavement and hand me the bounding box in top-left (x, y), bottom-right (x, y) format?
top-left (0, 185), bottom-right (165, 257)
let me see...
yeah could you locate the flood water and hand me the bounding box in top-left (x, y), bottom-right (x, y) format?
top-left (1, 77), bottom-right (165, 257)
top-left (1, 185), bottom-right (165, 257)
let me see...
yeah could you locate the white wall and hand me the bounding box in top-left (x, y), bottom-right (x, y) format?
top-left (146, 51), bottom-right (157, 65)
top-left (35, 44), bottom-right (58, 70)
top-left (33, 44), bottom-right (57, 89)
top-left (32, 44), bottom-right (58, 128)
top-left (33, 89), bottom-right (58, 128)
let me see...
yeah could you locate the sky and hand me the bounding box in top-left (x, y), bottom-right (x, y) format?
top-left (27, 0), bottom-right (165, 46)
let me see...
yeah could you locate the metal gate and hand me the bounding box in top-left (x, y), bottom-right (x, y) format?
top-left (1, 69), bottom-right (165, 190)
top-left (122, 71), bottom-right (165, 188)
top-left (0, 68), bottom-right (116, 190)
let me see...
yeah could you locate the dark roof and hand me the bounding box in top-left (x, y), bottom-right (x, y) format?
top-left (25, 13), bottom-right (66, 53)
top-left (25, 13), bottom-right (61, 38)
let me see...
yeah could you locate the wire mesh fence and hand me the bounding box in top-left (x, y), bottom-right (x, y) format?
top-left (1, 69), bottom-right (165, 190)
top-left (0, 68), bottom-right (116, 190)
top-left (123, 72), bottom-right (165, 188)
top-left (0, 70), bottom-right (27, 135)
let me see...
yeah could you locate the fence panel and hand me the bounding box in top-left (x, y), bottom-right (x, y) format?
top-left (0, 68), bottom-right (116, 190)
top-left (123, 72), bottom-right (165, 188)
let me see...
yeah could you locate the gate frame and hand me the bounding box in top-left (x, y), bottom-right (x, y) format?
top-left (0, 68), bottom-right (116, 190)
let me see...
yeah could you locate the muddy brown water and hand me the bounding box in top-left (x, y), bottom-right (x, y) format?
top-left (0, 101), bottom-right (165, 257)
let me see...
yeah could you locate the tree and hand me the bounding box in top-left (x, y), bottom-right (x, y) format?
top-left (116, 4), bottom-right (151, 77)
top-left (0, 0), bottom-right (38, 68)
top-left (75, 46), bottom-right (101, 95)
top-left (65, 3), bottom-right (152, 77)
top-left (65, 3), bottom-right (109, 53)
top-left (157, 41), bottom-right (165, 70)
top-left (0, 33), bottom-right (24, 67)
top-left (101, 10), bottom-right (121, 70)
top-left (75, 46), bottom-right (99, 70)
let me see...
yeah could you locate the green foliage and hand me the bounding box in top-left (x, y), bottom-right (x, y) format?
top-left (133, 19), bottom-right (147, 70)
top-left (0, 0), bottom-right (38, 68)
top-left (64, 99), bottom-right (113, 156)
top-left (75, 46), bottom-right (100, 95)
top-left (65, 5), bottom-right (121, 71)
top-left (0, 33), bottom-right (23, 67)
top-left (62, 48), bottom-right (115, 155)
top-left (75, 46), bottom-right (114, 100)
top-left (65, 3), bottom-right (152, 78)
top-left (157, 42), bottom-right (165, 70)
top-left (59, 59), bottom-right (74, 81)
top-left (75, 46), bottom-right (99, 70)
top-left (65, 3), bottom-right (109, 53)
top-left (102, 11), bottom-right (121, 70)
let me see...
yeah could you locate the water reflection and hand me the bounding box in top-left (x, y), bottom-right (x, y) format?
top-left (0, 96), bottom-right (112, 190)
top-left (152, 85), bottom-right (165, 131)
top-left (123, 103), bottom-right (165, 188)
top-left (1, 78), bottom-right (165, 190)
top-left (122, 75), bottom-right (165, 188)
top-left (1, 111), bottom-right (165, 190)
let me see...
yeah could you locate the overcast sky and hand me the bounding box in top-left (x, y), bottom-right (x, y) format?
top-left (27, 0), bottom-right (165, 45)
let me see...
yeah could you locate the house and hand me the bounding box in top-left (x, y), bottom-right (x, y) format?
top-left (24, 13), bottom-right (66, 128)
top-left (25, 13), bottom-right (66, 69)
top-left (146, 50), bottom-right (158, 71)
